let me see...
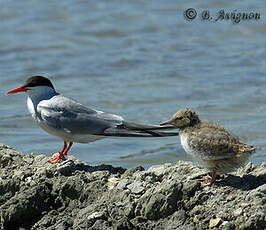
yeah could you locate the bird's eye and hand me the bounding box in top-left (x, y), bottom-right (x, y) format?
top-left (177, 116), bottom-right (183, 120)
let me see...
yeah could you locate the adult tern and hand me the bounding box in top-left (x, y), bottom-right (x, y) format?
top-left (8, 76), bottom-right (178, 163)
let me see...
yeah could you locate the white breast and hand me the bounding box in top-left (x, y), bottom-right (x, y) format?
top-left (27, 96), bottom-right (105, 143)
top-left (27, 97), bottom-right (37, 120)
top-left (180, 132), bottom-right (192, 155)
top-left (180, 131), bottom-right (212, 168)
top-left (180, 131), bottom-right (202, 159)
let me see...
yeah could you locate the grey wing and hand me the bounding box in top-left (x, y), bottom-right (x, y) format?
top-left (37, 95), bottom-right (178, 137)
top-left (37, 95), bottom-right (124, 135)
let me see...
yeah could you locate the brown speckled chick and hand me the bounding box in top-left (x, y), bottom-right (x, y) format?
top-left (161, 108), bottom-right (259, 187)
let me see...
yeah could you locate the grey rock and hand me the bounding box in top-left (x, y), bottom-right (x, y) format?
top-left (233, 208), bottom-right (243, 217)
top-left (127, 181), bottom-right (145, 194)
top-left (87, 211), bottom-right (106, 223)
top-left (57, 160), bottom-right (75, 174)
top-left (0, 143), bottom-right (265, 230)
top-left (116, 178), bottom-right (130, 190)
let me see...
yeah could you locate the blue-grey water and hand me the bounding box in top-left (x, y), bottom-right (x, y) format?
top-left (0, 1), bottom-right (265, 169)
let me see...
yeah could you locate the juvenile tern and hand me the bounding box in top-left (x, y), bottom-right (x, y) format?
top-left (161, 108), bottom-right (259, 187)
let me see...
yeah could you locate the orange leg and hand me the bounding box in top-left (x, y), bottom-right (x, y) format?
top-left (201, 171), bottom-right (217, 188)
top-left (62, 142), bottom-right (73, 157)
top-left (49, 141), bottom-right (73, 164)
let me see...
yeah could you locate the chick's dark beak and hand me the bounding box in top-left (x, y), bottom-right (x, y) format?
top-left (160, 120), bottom-right (174, 126)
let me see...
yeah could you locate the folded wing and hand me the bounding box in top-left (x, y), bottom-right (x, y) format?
top-left (37, 95), bottom-right (178, 138)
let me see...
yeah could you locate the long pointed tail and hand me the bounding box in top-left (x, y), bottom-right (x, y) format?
top-left (122, 121), bottom-right (177, 131)
top-left (103, 126), bottom-right (179, 137)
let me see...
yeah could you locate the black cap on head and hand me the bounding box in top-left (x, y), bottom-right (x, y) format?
top-left (23, 76), bottom-right (55, 89)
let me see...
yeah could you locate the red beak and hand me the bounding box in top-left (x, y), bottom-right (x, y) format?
top-left (7, 86), bottom-right (28, 95)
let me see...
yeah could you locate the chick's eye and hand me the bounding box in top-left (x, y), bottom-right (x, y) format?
top-left (177, 116), bottom-right (183, 120)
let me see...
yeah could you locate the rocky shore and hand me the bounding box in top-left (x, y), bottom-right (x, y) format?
top-left (0, 143), bottom-right (265, 230)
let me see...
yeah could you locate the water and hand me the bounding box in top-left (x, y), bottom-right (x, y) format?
top-left (0, 0), bottom-right (265, 169)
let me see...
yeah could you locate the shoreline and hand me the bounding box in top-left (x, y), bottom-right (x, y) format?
top-left (0, 143), bottom-right (265, 229)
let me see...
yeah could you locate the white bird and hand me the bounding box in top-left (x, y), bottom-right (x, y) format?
top-left (8, 76), bottom-right (178, 163)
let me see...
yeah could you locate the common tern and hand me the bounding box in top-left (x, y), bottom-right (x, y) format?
top-left (8, 76), bottom-right (178, 163)
top-left (161, 108), bottom-right (259, 187)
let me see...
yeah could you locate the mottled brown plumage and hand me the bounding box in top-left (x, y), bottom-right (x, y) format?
top-left (161, 108), bottom-right (259, 187)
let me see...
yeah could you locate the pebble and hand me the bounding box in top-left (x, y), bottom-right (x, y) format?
top-left (209, 217), bottom-right (222, 228)
top-left (87, 211), bottom-right (105, 221)
top-left (107, 177), bottom-right (120, 190)
top-left (193, 215), bottom-right (199, 223)
top-left (116, 178), bottom-right (130, 190)
top-left (57, 160), bottom-right (75, 173)
top-left (127, 181), bottom-right (145, 194)
top-left (233, 208), bottom-right (243, 216)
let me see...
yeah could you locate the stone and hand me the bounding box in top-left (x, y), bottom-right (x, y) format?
top-left (0, 143), bottom-right (264, 230)
top-left (209, 217), bottom-right (222, 228)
